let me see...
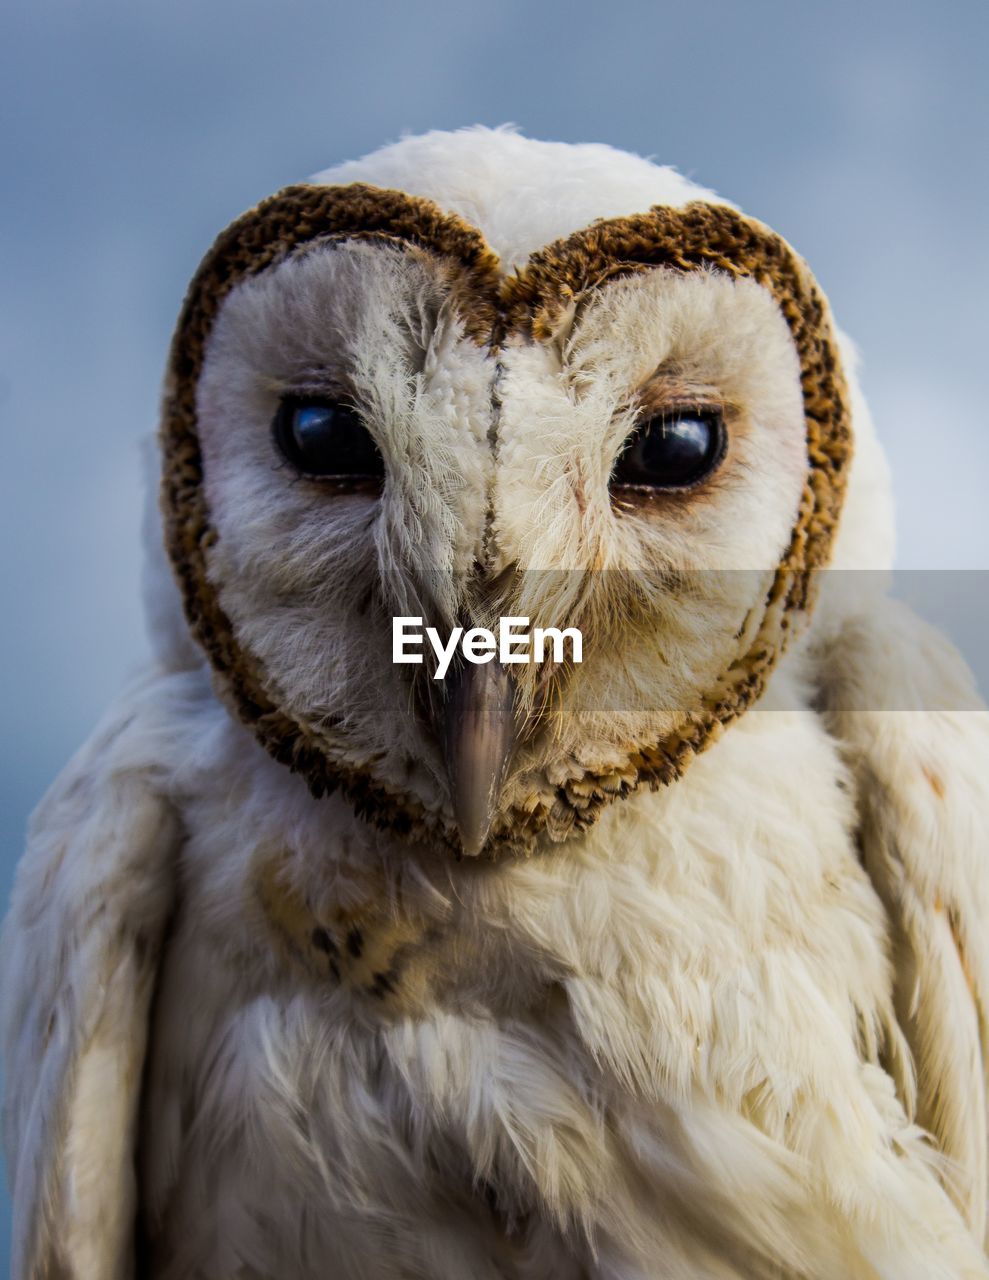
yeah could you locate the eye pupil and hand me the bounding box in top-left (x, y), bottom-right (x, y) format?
top-left (273, 399), bottom-right (385, 483)
top-left (611, 410), bottom-right (724, 490)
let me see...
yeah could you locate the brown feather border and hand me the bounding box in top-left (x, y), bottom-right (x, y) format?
top-left (160, 181), bottom-right (851, 855)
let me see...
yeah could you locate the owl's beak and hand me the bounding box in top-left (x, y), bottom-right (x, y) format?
top-left (440, 659), bottom-right (519, 857)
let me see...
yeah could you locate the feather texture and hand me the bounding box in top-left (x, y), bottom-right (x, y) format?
top-left (4, 129), bottom-right (989, 1278)
top-left (2, 673), bottom-right (182, 1278)
top-left (817, 596), bottom-right (989, 1243)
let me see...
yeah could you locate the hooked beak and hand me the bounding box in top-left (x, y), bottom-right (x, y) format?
top-left (438, 659), bottom-right (519, 857)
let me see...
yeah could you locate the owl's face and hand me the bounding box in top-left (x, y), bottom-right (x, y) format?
top-left (162, 168), bottom-right (850, 857)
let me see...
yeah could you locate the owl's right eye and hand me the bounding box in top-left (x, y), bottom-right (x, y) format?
top-left (272, 398), bottom-right (385, 484)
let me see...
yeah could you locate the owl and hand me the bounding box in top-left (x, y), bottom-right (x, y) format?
top-left (4, 126), bottom-right (989, 1280)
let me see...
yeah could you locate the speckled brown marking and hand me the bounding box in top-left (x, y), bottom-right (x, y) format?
top-left (369, 969), bottom-right (398, 999)
top-left (310, 925), bottom-right (336, 955)
top-left (948, 905), bottom-right (979, 1005)
top-left (255, 856), bottom-right (336, 979)
top-left (923, 765), bottom-right (946, 799)
top-left (162, 183), bottom-right (852, 855)
top-left (253, 851), bottom-right (443, 1005)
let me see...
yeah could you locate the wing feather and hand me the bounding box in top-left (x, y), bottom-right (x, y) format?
top-left (817, 595), bottom-right (989, 1243)
top-left (2, 681), bottom-right (180, 1280)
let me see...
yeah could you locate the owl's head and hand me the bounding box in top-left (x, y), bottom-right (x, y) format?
top-left (158, 128), bottom-right (858, 857)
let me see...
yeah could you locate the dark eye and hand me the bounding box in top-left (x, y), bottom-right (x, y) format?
top-left (611, 409), bottom-right (726, 490)
top-left (272, 398), bottom-right (385, 483)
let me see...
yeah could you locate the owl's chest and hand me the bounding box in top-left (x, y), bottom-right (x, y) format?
top-left (155, 691), bottom-right (886, 1072)
top-left (140, 698), bottom-right (894, 1277)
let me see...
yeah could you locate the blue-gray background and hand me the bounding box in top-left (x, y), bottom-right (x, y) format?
top-left (1, 0), bottom-right (987, 1266)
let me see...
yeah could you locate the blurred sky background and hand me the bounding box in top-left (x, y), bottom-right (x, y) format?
top-left (1, 0), bottom-right (988, 1265)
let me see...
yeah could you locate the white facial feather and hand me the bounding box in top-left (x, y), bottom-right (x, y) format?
top-left (495, 266), bottom-right (806, 574)
top-left (311, 126), bottom-right (720, 270)
top-left (196, 240), bottom-right (810, 822)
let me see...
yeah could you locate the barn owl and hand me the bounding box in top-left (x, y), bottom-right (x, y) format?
top-left (4, 125), bottom-right (989, 1280)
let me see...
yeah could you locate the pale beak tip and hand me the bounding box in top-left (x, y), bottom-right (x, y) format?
top-left (448, 731), bottom-right (506, 857)
top-left (456, 824), bottom-right (491, 859)
top-left (439, 658), bottom-right (518, 859)
top-left (450, 779), bottom-right (501, 856)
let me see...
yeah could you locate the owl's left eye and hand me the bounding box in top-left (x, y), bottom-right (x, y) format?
top-left (272, 398), bottom-right (385, 483)
top-left (611, 409), bottom-right (726, 491)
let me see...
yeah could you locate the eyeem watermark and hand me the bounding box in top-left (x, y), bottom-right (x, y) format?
top-left (393, 617), bottom-right (583, 680)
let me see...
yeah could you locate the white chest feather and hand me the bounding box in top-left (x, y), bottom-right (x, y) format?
top-left (134, 663), bottom-right (980, 1280)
